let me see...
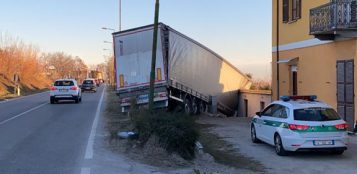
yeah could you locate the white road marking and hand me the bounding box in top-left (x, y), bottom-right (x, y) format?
top-left (80, 167), bottom-right (91, 174)
top-left (0, 102), bottom-right (47, 125)
top-left (84, 87), bottom-right (105, 159)
top-left (0, 91), bottom-right (49, 104)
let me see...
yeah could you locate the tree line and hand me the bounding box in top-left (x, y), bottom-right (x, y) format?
top-left (0, 33), bottom-right (89, 89)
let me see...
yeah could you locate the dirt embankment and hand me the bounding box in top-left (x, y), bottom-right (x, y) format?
top-left (0, 74), bottom-right (50, 100)
top-left (103, 88), bottom-right (266, 174)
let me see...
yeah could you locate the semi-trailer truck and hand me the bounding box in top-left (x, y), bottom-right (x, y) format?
top-left (113, 23), bottom-right (251, 115)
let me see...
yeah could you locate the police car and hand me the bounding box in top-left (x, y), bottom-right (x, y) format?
top-left (251, 95), bottom-right (348, 156)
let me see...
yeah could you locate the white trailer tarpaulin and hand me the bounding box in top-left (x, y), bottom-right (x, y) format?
top-left (168, 28), bottom-right (251, 110)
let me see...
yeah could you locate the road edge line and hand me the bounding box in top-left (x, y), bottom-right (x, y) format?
top-left (80, 167), bottom-right (91, 174)
top-left (84, 86), bottom-right (105, 159)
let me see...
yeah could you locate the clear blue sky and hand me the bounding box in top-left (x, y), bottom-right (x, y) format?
top-left (1, 0), bottom-right (272, 79)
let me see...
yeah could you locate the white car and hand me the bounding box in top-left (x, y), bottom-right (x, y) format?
top-left (251, 96), bottom-right (348, 156)
top-left (50, 79), bottom-right (82, 104)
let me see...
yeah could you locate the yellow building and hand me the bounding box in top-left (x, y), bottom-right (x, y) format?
top-left (272, 0), bottom-right (357, 130)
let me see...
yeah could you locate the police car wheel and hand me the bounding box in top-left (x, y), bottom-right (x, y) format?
top-left (251, 125), bottom-right (260, 143)
top-left (274, 134), bottom-right (288, 156)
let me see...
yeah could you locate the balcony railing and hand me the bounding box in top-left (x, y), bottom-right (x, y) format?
top-left (310, 0), bottom-right (357, 35)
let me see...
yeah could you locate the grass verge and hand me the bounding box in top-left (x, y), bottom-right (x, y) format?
top-left (104, 87), bottom-right (265, 172)
top-left (131, 108), bottom-right (199, 160)
top-left (103, 87), bottom-right (192, 168)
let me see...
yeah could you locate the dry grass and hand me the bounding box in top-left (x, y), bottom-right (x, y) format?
top-left (198, 123), bottom-right (266, 172)
top-left (0, 75), bottom-right (49, 100)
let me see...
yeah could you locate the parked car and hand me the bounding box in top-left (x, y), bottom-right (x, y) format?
top-left (81, 79), bottom-right (97, 92)
top-left (251, 95), bottom-right (348, 156)
top-left (95, 79), bottom-right (100, 87)
top-left (50, 79), bottom-right (82, 104)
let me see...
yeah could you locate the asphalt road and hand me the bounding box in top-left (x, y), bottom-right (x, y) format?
top-left (0, 86), bottom-right (105, 174)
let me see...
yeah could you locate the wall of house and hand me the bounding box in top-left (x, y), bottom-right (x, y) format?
top-left (238, 90), bottom-right (272, 117)
top-left (272, 0), bottom-right (329, 47)
top-left (272, 39), bottom-right (357, 118)
top-left (272, 0), bottom-right (357, 128)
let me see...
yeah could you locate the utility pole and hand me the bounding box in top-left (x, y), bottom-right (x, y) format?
top-left (148, 0), bottom-right (160, 110)
top-left (119, 0), bottom-right (122, 31)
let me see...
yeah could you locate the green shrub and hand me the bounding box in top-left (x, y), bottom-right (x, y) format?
top-left (132, 109), bottom-right (199, 160)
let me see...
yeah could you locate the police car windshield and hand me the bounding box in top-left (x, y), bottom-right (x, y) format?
top-left (294, 108), bottom-right (341, 121)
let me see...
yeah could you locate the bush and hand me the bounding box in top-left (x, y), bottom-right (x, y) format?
top-left (132, 109), bottom-right (199, 160)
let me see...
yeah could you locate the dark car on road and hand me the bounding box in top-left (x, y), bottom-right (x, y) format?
top-left (81, 79), bottom-right (97, 92)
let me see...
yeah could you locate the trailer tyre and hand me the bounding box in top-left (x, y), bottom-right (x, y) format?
top-left (199, 102), bottom-right (206, 113)
top-left (192, 99), bottom-right (200, 115)
top-left (184, 98), bottom-right (193, 115)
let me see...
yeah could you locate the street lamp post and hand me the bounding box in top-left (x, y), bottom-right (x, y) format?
top-left (119, 0), bottom-right (122, 31)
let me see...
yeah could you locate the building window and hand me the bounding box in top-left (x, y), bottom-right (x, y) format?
top-left (283, 0), bottom-right (290, 22)
top-left (292, 0), bottom-right (301, 20)
top-left (283, 0), bottom-right (301, 23)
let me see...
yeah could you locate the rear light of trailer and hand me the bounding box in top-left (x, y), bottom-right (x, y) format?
top-left (119, 74), bottom-right (124, 88)
top-left (50, 87), bottom-right (57, 91)
top-left (335, 123), bottom-right (348, 130)
top-left (70, 86), bottom-right (78, 90)
top-left (288, 124), bottom-right (310, 131)
top-left (157, 68), bottom-right (162, 81)
top-left (121, 98), bottom-right (130, 104)
top-left (158, 92), bottom-right (167, 98)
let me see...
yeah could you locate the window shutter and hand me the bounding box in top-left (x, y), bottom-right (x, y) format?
top-left (292, 0), bottom-right (297, 20)
top-left (283, 0), bottom-right (289, 22)
top-left (351, 1), bottom-right (357, 23)
top-left (296, 0), bottom-right (301, 19)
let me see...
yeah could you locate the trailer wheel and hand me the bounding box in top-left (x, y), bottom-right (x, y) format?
top-left (184, 98), bottom-right (193, 115)
top-left (199, 102), bottom-right (206, 113)
top-left (192, 99), bottom-right (200, 115)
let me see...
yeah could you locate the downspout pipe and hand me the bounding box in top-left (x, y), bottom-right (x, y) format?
top-left (276, 0), bottom-right (280, 100)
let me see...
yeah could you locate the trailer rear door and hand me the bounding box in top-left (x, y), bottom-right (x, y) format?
top-left (113, 26), bottom-right (166, 92)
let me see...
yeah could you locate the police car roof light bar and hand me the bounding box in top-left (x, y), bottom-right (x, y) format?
top-left (280, 95), bottom-right (317, 102)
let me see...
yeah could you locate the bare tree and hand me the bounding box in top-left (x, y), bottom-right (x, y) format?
top-left (41, 52), bottom-right (88, 83)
